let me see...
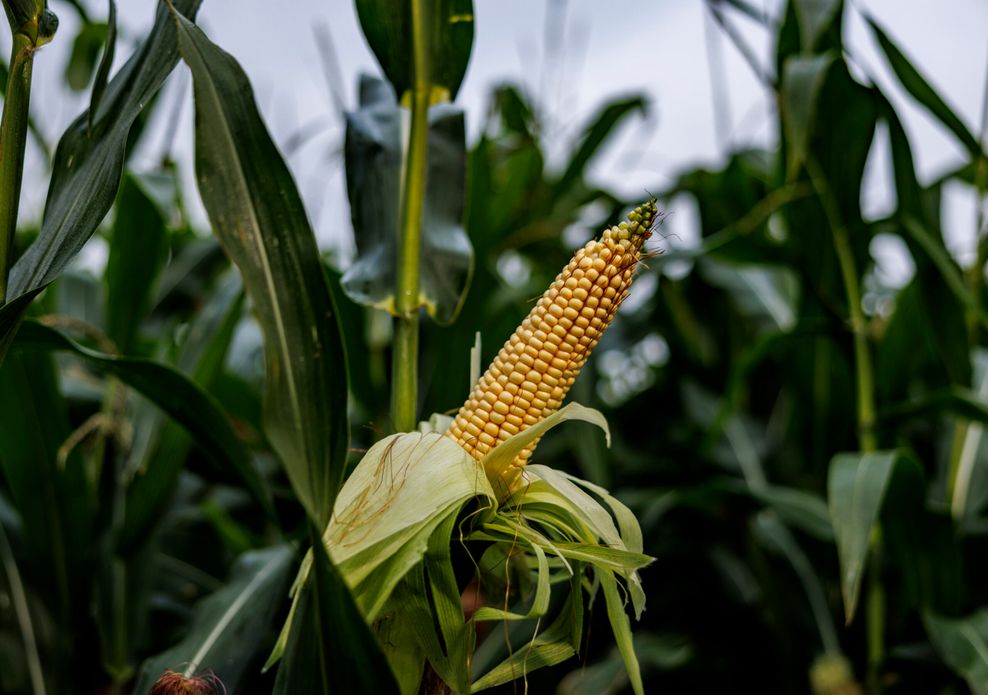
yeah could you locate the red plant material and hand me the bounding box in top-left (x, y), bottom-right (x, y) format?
top-left (148, 670), bottom-right (226, 695)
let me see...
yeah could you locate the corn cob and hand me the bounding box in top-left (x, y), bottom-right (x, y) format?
top-left (447, 200), bottom-right (658, 490)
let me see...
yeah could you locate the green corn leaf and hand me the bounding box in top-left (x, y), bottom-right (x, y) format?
top-left (88, 0), bottom-right (115, 133)
top-left (1, 0), bottom-right (202, 363)
top-left (171, 8), bottom-right (349, 526)
top-left (600, 569), bottom-right (645, 695)
top-left (103, 172), bottom-right (171, 355)
top-left (780, 53), bottom-right (836, 178)
top-left (827, 450), bottom-right (923, 622)
top-left (12, 320), bottom-right (273, 518)
top-left (119, 275), bottom-right (245, 552)
top-left (866, 15), bottom-right (982, 159)
top-left (924, 609), bottom-right (988, 695)
top-left (354, 0), bottom-right (474, 101)
top-left (273, 527), bottom-right (400, 695)
top-left (0, 350), bottom-right (92, 657)
top-left (470, 577), bottom-right (583, 692)
top-left (793, 0), bottom-right (842, 52)
top-left (342, 77), bottom-right (472, 323)
top-left (553, 95), bottom-right (646, 198)
top-left (133, 545), bottom-right (294, 694)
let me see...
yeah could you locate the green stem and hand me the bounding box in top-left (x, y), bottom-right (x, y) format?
top-left (391, 0), bottom-right (431, 432)
top-left (0, 30), bottom-right (35, 303)
top-left (807, 157), bottom-right (876, 453)
top-left (806, 155), bottom-right (882, 690)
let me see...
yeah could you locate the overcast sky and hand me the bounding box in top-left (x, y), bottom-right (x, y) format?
top-left (8, 0), bottom-right (988, 281)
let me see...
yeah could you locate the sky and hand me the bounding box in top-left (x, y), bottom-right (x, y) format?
top-left (7, 0), bottom-right (988, 283)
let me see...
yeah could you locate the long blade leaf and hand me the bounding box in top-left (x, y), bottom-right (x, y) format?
top-left (171, 8), bottom-right (349, 526)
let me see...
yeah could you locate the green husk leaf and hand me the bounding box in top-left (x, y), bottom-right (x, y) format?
top-left (481, 402), bottom-right (610, 498)
top-left (600, 569), bottom-right (645, 695)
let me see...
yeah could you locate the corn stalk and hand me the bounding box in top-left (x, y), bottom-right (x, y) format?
top-left (0, 1), bottom-right (56, 302)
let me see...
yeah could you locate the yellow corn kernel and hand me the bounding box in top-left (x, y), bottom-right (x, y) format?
top-left (446, 200), bottom-right (658, 489)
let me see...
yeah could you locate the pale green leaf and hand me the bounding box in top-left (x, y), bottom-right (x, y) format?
top-left (482, 402), bottom-right (610, 498)
top-left (600, 570), bottom-right (644, 695)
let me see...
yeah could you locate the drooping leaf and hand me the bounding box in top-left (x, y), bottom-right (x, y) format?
top-left (133, 545), bottom-right (294, 695)
top-left (600, 569), bottom-right (644, 695)
top-left (172, 9), bottom-right (349, 525)
top-left (866, 15), bottom-right (982, 159)
top-left (482, 402), bottom-right (610, 498)
top-left (273, 527), bottom-right (400, 695)
top-left (341, 76), bottom-right (472, 323)
top-left (12, 320), bottom-right (273, 518)
top-left (354, 0), bottom-right (474, 101)
top-left (1, 0), bottom-right (202, 361)
top-left (470, 576), bottom-right (584, 692)
top-left (924, 609), bottom-right (988, 695)
top-left (827, 450), bottom-right (923, 622)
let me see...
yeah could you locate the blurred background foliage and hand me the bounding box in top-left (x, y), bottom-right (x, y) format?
top-left (1, 0), bottom-right (987, 693)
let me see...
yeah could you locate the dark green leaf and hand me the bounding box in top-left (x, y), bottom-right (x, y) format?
top-left (273, 526), bottom-right (400, 695)
top-left (172, 11), bottom-right (349, 525)
top-left (12, 320), bottom-right (273, 518)
top-left (924, 609), bottom-right (988, 695)
top-left (88, 0), bottom-right (116, 133)
top-left (354, 0), bottom-right (474, 100)
top-left (554, 95), bottom-right (647, 198)
top-left (827, 450), bottom-right (923, 622)
top-left (64, 20), bottom-right (107, 91)
top-left (748, 485), bottom-right (833, 541)
top-left (881, 98), bottom-right (972, 386)
top-left (0, 351), bottom-right (92, 638)
top-left (120, 276), bottom-right (245, 551)
top-left (1, 0), bottom-right (202, 360)
top-left (133, 545), bottom-right (294, 694)
top-left (104, 173), bottom-right (170, 354)
top-left (867, 16), bottom-right (982, 159)
top-left (342, 77), bottom-right (472, 323)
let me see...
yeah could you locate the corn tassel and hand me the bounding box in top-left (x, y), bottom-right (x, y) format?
top-left (447, 200), bottom-right (658, 488)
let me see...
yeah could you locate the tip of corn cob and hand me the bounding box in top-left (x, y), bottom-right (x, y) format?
top-left (447, 200), bottom-right (660, 495)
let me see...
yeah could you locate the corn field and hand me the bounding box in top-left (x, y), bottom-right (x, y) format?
top-left (0, 1), bottom-right (987, 694)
